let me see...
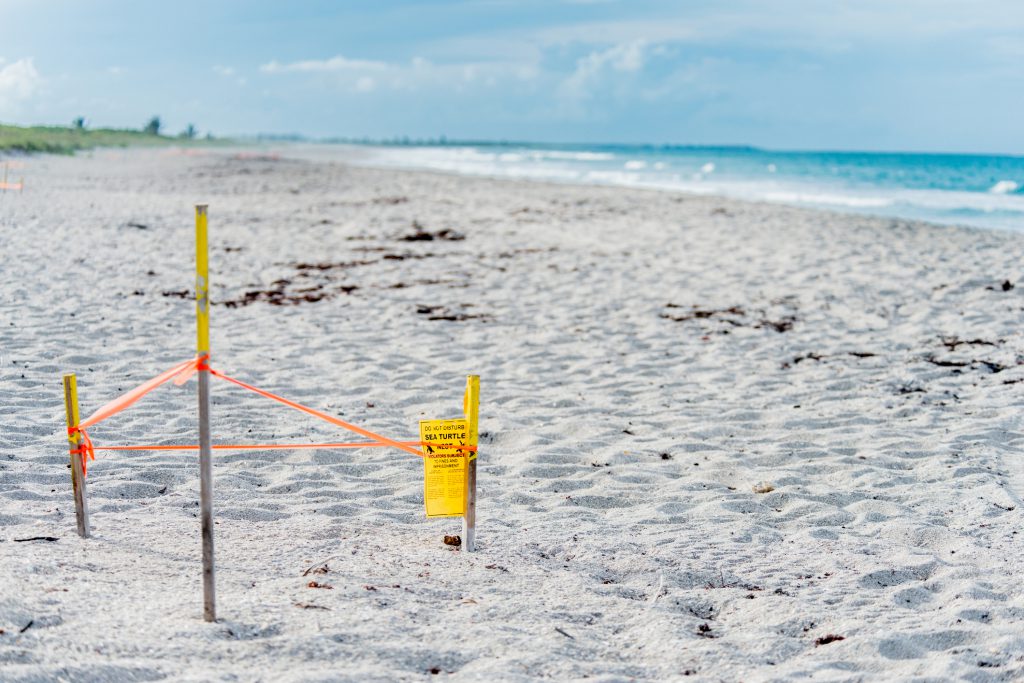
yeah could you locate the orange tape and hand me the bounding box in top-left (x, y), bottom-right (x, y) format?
top-left (67, 429), bottom-right (96, 476)
top-left (70, 356), bottom-right (205, 475)
top-left (66, 354), bottom-right (458, 475)
top-left (208, 368), bottom-right (425, 457)
top-left (79, 357), bottom-right (203, 430)
top-left (89, 441), bottom-right (476, 454)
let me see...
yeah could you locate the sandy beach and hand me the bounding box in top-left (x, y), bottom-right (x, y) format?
top-left (1, 146), bottom-right (1023, 681)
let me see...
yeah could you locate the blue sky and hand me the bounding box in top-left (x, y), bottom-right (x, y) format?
top-left (1, 0), bottom-right (1022, 153)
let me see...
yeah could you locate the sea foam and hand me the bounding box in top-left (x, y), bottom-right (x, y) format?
top-left (990, 180), bottom-right (1020, 195)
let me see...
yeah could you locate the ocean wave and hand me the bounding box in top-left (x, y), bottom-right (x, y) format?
top-left (990, 180), bottom-right (1020, 194)
top-left (356, 144), bottom-right (1024, 231)
top-left (536, 150), bottom-right (614, 161)
top-left (762, 191), bottom-right (893, 208)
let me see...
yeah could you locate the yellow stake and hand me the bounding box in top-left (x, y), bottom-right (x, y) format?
top-left (195, 205), bottom-right (210, 353)
top-left (62, 373), bottom-right (89, 537)
top-left (462, 375), bottom-right (480, 551)
top-left (465, 375), bottom-right (479, 459)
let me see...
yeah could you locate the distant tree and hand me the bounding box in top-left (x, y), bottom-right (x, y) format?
top-left (180, 123), bottom-right (196, 139)
top-left (143, 116), bottom-right (161, 136)
top-left (72, 117), bottom-right (86, 130)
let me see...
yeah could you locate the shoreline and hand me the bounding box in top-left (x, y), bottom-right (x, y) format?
top-left (347, 153), bottom-right (1006, 238)
top-left (299, 141), bottom-right (1019, 235)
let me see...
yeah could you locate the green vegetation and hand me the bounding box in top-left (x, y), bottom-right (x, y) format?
top-left (0, 118), bottom-right (223, 154)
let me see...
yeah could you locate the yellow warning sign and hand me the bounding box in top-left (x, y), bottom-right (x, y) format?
top-left (420, 418), bottom-right (469, 518)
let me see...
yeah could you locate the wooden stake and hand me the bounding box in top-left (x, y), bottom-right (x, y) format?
top-left (195, 204), bottom-right (216, 621)
top-left (62, 374), bottom-right (90, 538)
top-left (462, 375), bottom-right (479, 552)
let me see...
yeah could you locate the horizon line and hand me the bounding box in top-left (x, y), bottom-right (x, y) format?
top-left (246, 134), bottom-right (1024, 159)
top-left (2, 121), bottom-right (1021, 159)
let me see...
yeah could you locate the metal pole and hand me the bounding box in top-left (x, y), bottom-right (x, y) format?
top-left (62, 374), bottom-right (89, 538)
top-left (462, 375), bottom-right (479, 552)
top-left (195, 204), bottom-right (216, 621)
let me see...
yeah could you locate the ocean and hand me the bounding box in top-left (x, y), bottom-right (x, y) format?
top-left (358, 144), bottom-right (1024, 232)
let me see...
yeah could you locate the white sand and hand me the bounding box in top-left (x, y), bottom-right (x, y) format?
top-left (1, 146), bottom-right (1023, 681)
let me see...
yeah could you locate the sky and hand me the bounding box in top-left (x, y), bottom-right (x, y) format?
top-left (1, 0), bottom-right (1022, 153)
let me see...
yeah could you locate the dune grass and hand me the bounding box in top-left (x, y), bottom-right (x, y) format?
top-left (0, 124), bottom-right (220, 154)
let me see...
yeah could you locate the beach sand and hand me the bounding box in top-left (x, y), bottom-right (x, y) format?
top-left (1, 146), bottom-right (1023, 681)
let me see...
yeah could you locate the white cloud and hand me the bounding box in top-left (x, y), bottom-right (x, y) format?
top-left (561, 41), bottom-right (649, 98)
top-left (548, 1), bottom-right (1024, 59)
top-left (213, 65), bottom-right (247, 86)
top-left (260, 56), bottom-right (388, 74)
top-left (260, 54), bottom-right (532, 94)
top-left (0, 58), bottom-right (40, 100)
